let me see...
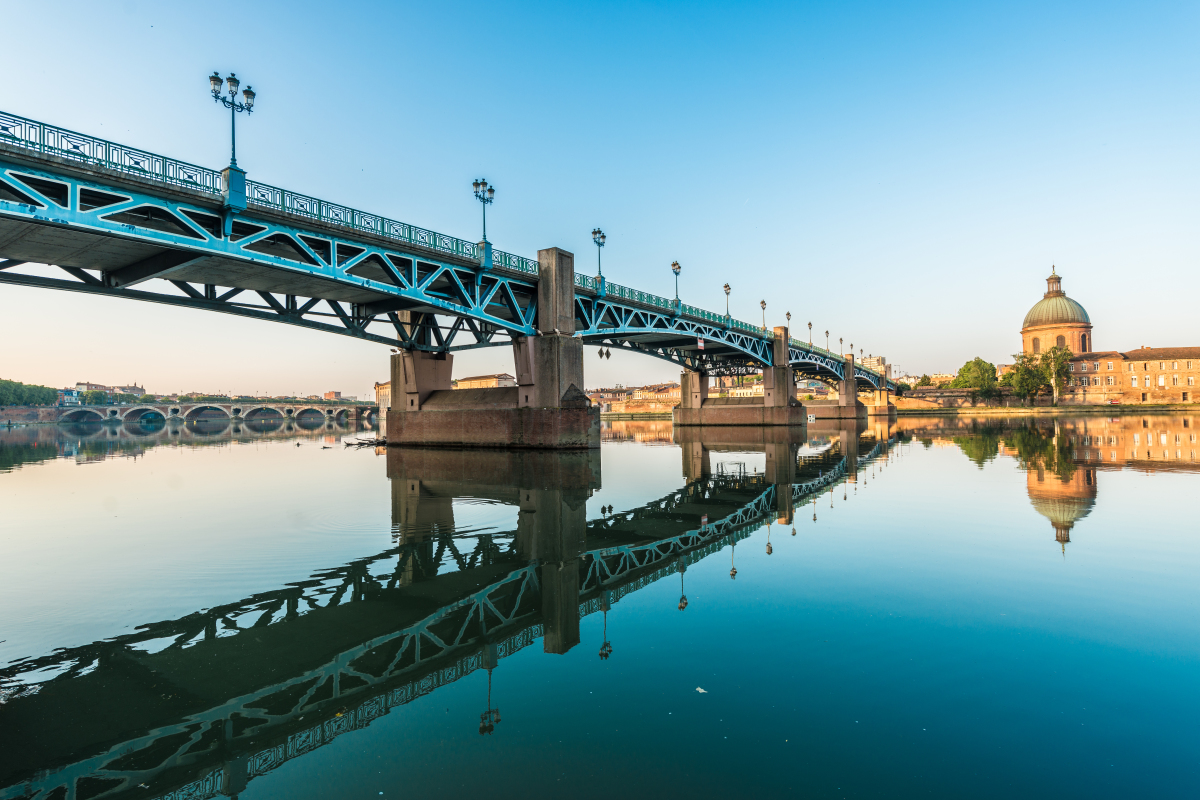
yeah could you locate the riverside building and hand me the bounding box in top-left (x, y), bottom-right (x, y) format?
top-left (1019, 269), bottom-right (1198, 405)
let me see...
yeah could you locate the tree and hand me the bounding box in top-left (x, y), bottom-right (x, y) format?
top-left (80, 390), bottom-right (109, 405)
top-left (949, 357), bottom-right (1000, 405)
top-left (0, 379), bottom-right (57, 406)
top-left (916, 374), bottom-right (932, 387)
top-left (1005, 352), bottom-right (1046, 405)
top-left (1040, 346), bottom-right (1072, 406)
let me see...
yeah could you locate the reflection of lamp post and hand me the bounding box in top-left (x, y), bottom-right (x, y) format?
top-left (478, 667), bottom-right (501, 736)
top-left (598, 595), bottom-right (613, 660)
top-left (723, 283), bottom-right (731, 318)
top-left (208, 72), bottom-right (255, 167)
top-left (677, 564), bottom-right (688, 611)
top-left (729, 540), bottom-right (738, 579)
top-left (766, 522), bottom-right (773, 555)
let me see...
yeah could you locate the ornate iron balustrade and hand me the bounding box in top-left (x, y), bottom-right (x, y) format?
top-left (0, 110), bottom-right (222, 194)
top-left (0, 109), bottom-right (535, 276)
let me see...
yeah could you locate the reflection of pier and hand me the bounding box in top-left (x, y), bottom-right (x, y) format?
top-left (0, 433), bottom-right (895, 800)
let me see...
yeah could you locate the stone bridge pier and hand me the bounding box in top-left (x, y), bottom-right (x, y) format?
top-left (386, 248), bottom-right (599, 449)
top-left (674, 326), bottom-right (806, 427)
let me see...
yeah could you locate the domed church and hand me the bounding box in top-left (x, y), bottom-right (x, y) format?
top-left (1021, 268), bottom-right (1092, 355)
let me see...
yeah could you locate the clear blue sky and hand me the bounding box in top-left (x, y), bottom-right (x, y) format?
top-left (1, 0), bottom-right (1197, 394)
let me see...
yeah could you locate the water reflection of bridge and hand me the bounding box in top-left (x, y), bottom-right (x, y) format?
top-left (0, 418), bottom-right (373, 472)
top-left (0, 423), bottom-right (894, 800)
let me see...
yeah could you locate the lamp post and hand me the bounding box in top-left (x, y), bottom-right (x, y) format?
top-left (208, 72), bottom-right (255, 168)
top-left (760, 300), bottom-right (766, 331)
top-left (591, 228), bottom-right (606, 277)
top-left (723, 283), bottom-right (731, 318)
top-left (786, 311), bottom-right (791, 334)
top-left (825, 330), bottom-right (829, 351)
top-left (473, 180), bottom-right (495, 242)
top-left (808, 321), bottom-right (812, 345)
top-left (671, 261), bottom-right (681, 307)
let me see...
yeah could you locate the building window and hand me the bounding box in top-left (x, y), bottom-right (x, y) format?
top-left (1189, 377), bottom-right (1195, 386)
top-left (1057, 335), bottom-right (1066, 348)
top-left (1107, 376), bottom-right (1114, 386)
top-left (1132, 376), bottom-right (1138, 387)
top-left (1107, 362), bottom-right (1113, 370)
top-left (1081, 334), bottom-right (1089, 351)
top-left (1159, 362), bottom-right (1165, 370)
top-left (1173, 361), bottom-right (1178, 369)
top-left (1173, 376), bottom-right (1179, 386)
top-left (1031, 337), bottom-right (1040, 354)
top-left (1188, 361), bottom-right (1193, 369)
top-left (1070, 363), bottom-right (1076, 372)
top-left (1142, 393), bottom-right (1148, 401)
top-left (1185, 392), bottom-right (1191, 402)
top-left (1081, 363), bottom-right (1088, 372)
top-left (1159, 375), bottom-right (1166, 387)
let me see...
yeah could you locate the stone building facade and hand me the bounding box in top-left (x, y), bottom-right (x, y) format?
top-left (1063, 348), bottom-right (1199, 405)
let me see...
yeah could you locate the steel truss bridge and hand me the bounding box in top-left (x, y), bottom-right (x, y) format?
top-left (0, 110), bottom-right (892, 389)
top-left (0, 437), bottom-right (893, 800)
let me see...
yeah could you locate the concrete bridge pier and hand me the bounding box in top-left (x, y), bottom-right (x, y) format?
top-left (809, 353), bottom-right (869, 420)
top-left (866, 387), bottom-right (895, 417)
top-left (764, 440), bottom-right (798, 524)
top-left (386, 247), bottom-right (599, 448)
top-left (674, 326), bottom-right (805, 427)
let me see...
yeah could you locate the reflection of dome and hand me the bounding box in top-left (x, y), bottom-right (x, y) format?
top-left (1023, 294), bottom-right (1091, 328)
top-left (1026, 466), bottom-right (1097, 549)
top-left (1028, 495), bottom-right (1095, 534)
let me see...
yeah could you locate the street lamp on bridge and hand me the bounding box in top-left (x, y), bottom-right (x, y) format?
top-left (808, 321), bottom-right (812, 345)
top-left (591, 228), bottom-right (606, 278)
top-left (671, 261), bottom-right (681, 306)
top-left (760, 300), bottom-right (766, 331)
top-left (825, 330), bottom-right (829, 350)
top-left (208, 72), bottom-right (255, 168)
top-left (473, 180), bottom-right (495, 241)
top-left (723, 283), bottom-right (731, 318)
top-left (786, 311), bottom-right (791, 335)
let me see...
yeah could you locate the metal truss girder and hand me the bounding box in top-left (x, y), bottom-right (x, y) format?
top-left (0, 158), bottom-right (538, 342)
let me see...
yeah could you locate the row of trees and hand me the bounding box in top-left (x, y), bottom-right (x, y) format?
top-left (1000, 346), bottom-right (1072, 405)
top-left (919, 348), bottom-right (1073, 406)
top-left (0, 379), bottom-right (58, 406)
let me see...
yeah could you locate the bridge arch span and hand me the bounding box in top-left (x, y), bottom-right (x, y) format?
top-left (183, 405), bottom-right (231, 421)
top-left (243, 406), bottom-right (285, 420)
top-left (122, 406), bottom-right (167, 422)
top-left (60, 408), bottom-right (105, 423)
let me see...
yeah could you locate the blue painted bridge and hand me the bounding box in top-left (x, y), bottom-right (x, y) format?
top-left (0, 110), bottom-right (892, 389)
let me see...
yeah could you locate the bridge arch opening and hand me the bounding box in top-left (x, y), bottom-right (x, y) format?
top-left (60, 408), bottom-right (104, 423)
top-left (184, 406), bottom-right (231, 422)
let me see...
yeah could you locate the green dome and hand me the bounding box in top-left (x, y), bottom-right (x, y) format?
top-left (1022, 294), bottom-right (1091, 329)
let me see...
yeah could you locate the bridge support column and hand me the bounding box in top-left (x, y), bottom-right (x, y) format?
top-left (673, 329), bottom-right (805, 426)
top-left (809, 354), bottom-right (868, 420)
top-left (866, 387), bottom-right (895, 416)
top-left (386, 248), bottom-right (598, 448)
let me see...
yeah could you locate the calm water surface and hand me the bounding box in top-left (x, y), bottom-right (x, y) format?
top-left (0, 414), bottom-right (1197, 798)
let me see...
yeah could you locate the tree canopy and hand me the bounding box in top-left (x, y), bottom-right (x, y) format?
top-left (0, 379), bottom-right (58, 406)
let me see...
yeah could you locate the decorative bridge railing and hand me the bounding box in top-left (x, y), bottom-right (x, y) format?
top-left (0, 109), bottom-right (890, 385)
top-left (0, 110), bottom-right (537, 275)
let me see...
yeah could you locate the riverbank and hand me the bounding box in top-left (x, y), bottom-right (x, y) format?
top-left (896, 403), bottom-right (1198, 417)
top-left (600, 412), bottom-right (673, 420)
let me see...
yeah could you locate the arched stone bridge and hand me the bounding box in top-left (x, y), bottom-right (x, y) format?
top-left (54, 401), bottom-right (377, 425)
